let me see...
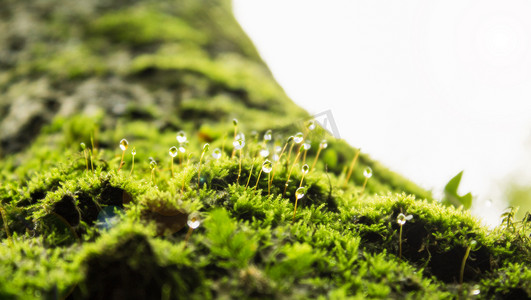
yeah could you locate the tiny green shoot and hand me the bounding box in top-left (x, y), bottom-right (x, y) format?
top-left (80, 142), bottom-right (88, 172)
top-left (130, 147), bottom-right (136, 176)
top-left (397, 213), bottom-right (413, 260)
top-left (197, 143), bottom-right (209, 190)
top-left (460, 240), bottom-right (477, 285)
top-left (169, 146), bottom-right (178, 177)
top-left (361, 167), bottom-right (373, 194)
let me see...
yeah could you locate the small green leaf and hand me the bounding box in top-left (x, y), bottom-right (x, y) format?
top-left (442, 171), bottom-right (473, 209)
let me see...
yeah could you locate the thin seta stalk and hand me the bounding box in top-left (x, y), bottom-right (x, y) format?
top-left (310, 140), bottom-right (328, 171)
top-left (270, 136), bottom-right (293, 188)
top-left (460, 240), bottom-right (477, 285)
top-left (197, 144), bottom-right (209, 191)
top-left (343, 148), bottom-right (360, 187)
top-left (361, 167), bottom-right (373, 194)
top-left (117, 139), bottom-right (129, 172)
top-left (283, 133), bottom-right (304, 197)
top-left (129, 147), bottom-right (136, 176)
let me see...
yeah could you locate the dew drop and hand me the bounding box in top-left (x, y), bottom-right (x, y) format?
top-left (469, 285), bottom-right (481, 296)
top-left (131, 147), bottom-right (136, 156)
top-left (236, 132), bottom-right (245, 142)
top-left (176, 131), bottom-right (187, 144)
top-left (295, 186), bottom-right (306, 200)
top-left (293, 132), bottom-right (304, 144)
top-left (264, 130), bottom-right (272, 141)
top-left (302, 143), bottom-right (311, 151)
top-left (319, 140), bottom-right (328, 149)
top-left (272, 154), bottom-right (280, 161)
top-left (262, 160), bottom-right (273, 173)
top-left (150, 160), bottom-right (157, 170)
top-left (307, 120), bottom-right (316, 131)
top-left (212, 148), bottom-right (222, 159)
top-left (275, 146), bottom-right (282, 153)
top-left (397, 213), bottom-right (407, 225)
top-left (233, 139), bottom-right (245, 150)
top-left (302, 164), bottom-right (309, 174)
top-left (119, 139), bottom-right (129, 151)
top-left (80, 142), bottom-right (86, 150)
top-left (259, 148), bottom-right (270, 158)
top-left (169, 146), bottom-right (178, 157)
top-left (202, 143), bottom-right (210, 153)
top-left (363, 167), bottom-right (373, 178)
top-left (187, 212), bottom-right (201, 229)
top-left (232, 118), bottom-right (238, 126)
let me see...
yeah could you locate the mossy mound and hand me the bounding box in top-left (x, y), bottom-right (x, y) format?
top-left (0, 0), bottom-right (529, 299)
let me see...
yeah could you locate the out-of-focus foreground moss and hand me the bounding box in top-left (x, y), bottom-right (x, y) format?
top-left (0, 1), bottom-right (529, 299)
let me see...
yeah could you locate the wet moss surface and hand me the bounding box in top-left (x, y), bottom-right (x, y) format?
top-left (0, 0), bottom-right (530, 299)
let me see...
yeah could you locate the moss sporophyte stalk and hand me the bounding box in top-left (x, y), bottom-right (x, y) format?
top-left (117, 138), bottom-right (129, 172)
top-left (397, 213), bottom-right (413, 260)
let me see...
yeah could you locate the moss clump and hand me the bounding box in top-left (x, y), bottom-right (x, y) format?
top-left (0, 0), bottom-right (529, 299)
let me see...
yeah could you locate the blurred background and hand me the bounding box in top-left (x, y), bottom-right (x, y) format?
top-left (233, 0), bottom-right (531, 226)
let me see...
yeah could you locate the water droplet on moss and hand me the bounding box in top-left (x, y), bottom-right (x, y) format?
top-left (363, 167), bottom-right (373, 178)
top-left (187, 212), bottom-right (201, 229)
top-left (233, 139), bottom-right (245, 150)
top-left (150, 160), bottom-right (157, 170)
top-left (236, 132), bottom-right (245, 141)
top-left (293, 132), bottom-right (304, 144)
top-left (169, 146), bottom-right (178, 157)
top-left (131, 147), bottom-right (136, 156)
top-left (259, 148), bottom-right (269, 157)
top-left (80, 142), bottom-right (86, 150)
top-left (264, 130), bottom-right (272, 141)
top-left (176, 131), bottom-right (187, 144)
top-left (295, 187), bottom-right (306, 199)
top-left (233, 119), bottom-right (238, 126)
top-left (119, 139), bottom-right (129, 151)
top-left (302, 143), bottom-right (311, 151)
top-left (307, 120), bottom-right (316, 131)
top-left (262, 160), bottom-right (273, 173)
top-left (319, 140), bottom-right (328, 149)
top-left (202, 143), bottom-right (210, 153)
top-left (302, 164), bottom-right (309, 174)
top-left (212, 148), bottom-right (222, 159)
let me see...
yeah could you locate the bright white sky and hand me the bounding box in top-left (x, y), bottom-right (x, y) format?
top-left (233, 1), bottom-right (531, 226)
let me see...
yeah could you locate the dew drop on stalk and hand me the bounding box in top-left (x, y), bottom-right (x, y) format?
top-left (293, 132), bottom-right (304, 144)
top-left (272, 154), bottom-right (280, 161)
top-left (131, 148), bottom-right (136, 156)
top-left (295, 187), bottom-right (306, 200)
top-left (307, 120), bottom-right (316, 131)
top-left (319, 140), bottom-right (328, 149)
top-left (232, 119), bottom-right (238, 126)
top-left (176, 131), bottom-right (187, 144)
top-left (179, 143), bottom-right (187, 153)
top-left (363, 167), bottom-right (373, 178)
top-left (236, 132), bottom-right (245, 142)
top-left (397, 213), bottom-right (407, 226)
top-left (212, 148), bottom-right (222, 159)
top-left (80, 142), bottom-right (86, 150)
top-left (119, 139), bottom-right (129, 151)
top-left (302, 143), bottom-right (311, 151)
top-left (262, 160), bottom-right (273, 173)
top-left (275, 146), bottom-right (282, 153)
top-left (259, 148), bottom-right (270, 158)
top-left (169, 146), bottom-right (178, 158)
top-left (150, 160), bottom-right (157, 170)
top-left (202, 143), bottom-right (210, 153)
top-left (187, 212), bottom-right (201, 229)
top-left (264, 130), bottom-right (272, 141)
top-left (302, 164), bottom-right (309, 174)
top-left (233, 139), bottom-right (245, 150)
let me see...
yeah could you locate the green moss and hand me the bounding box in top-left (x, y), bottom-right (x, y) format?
top-left (89, 7), bottom-right (207, 46)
